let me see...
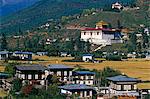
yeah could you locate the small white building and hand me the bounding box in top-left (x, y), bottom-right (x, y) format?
top-left (37, 52), bottom-right (48, 56)
top-left (59, 84), bottom-right (94, 98)
top-left (13, 51), bottom-right (32, 60)
top-left (60, 52), bottom-right (68, 57)
top-left (112, 2), bottom-right (123, 10)
top-left (82, 54), bottom-right (94, 62)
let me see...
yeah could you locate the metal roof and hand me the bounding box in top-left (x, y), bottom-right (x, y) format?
top-left (0, 72), bottom-right (10, 78)
top-left (115, 91), bottom-right (140, 96)
top-left (14, 51), bottom-right (32, 55)
top-left (82, 54), bottom-right (94, 57)
top-left (107, 75), bottom-right (140, 82)
top-left (0, 51), bottom-right (12, 54)
top-left (82, 28), bottom-right (117, 32)
top-left (15, 64), bottom-right (47, 71)
top-left (73, 71), bottom-right (95, 75)
top-left (48, 64), bottom-right (73, 70)
top-left (59, 84), bottom-right (94, 90)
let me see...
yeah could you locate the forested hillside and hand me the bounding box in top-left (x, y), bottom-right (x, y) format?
top-left (0, 0), bottom-right (136, 35)
top-left (0, 0), bottom-right (39, 16)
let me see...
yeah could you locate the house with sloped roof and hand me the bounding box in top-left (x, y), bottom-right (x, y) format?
top-left (106, 75), bottom-right (141, 98)
top-left (59, 84), bottom-right (95, 98)
top-left (15, 64), bottom-right (48, 85)
top-left (13, 51), bottom-right (33, 60)
top-left (72, 71), bottom-right (95, 86)
top-left (82, 54), bottom-right (94, 62)
top-left (47, 64), bottom-right (74, 83)
top-left (0, 51), bottom-right (13, 60)
top-left (36, 52), bottom-right (48, 56)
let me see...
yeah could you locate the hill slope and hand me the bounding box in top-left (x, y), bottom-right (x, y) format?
top-left (0, 0), bottom-right (39, 16)
top-left (0, 0), bottom-right (136, 35)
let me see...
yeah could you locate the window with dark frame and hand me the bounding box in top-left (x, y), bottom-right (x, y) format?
top-left (90, 32), bottom-right (92, 35)
top-left (87, 91), bottom-right (90, 96)
top-left (121, 85), bottom-right (124, 91)
top-left (97, 32), bottom-right (99, 35)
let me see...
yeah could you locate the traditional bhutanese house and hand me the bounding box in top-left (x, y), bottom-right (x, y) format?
top-left (15, 65), bottom-right (48, 85)
top-left (36, 52), bottom-right (48, 56)
top-left (0, 51), bottom-right (13, 60)
top-left (59, 84), bottom-right (94, 98)
top-left (80, 21), bottom-right (122, 45)
top-left (72, 71), bottom-right (95, 86)
top-left (107, 75), bottom-right (141, 98)
top-left (47, 64), bottom-right (74, 83)
top-left (82, 54), bottom-right (94, 62)
top-left (13, 51), bottom-right (32, 60)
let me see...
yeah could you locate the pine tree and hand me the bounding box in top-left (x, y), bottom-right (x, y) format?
top-left (1, 33), bottom-right (7, 50)
top-left (128, 32), bottom-right (137, 52)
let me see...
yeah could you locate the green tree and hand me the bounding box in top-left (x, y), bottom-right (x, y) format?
top-left (85, 41), bottom-right (91, 52)
top-left (137, 42), bottom-right (142, 52)
top-left (142, 30), bottom-right (149, 48)
top-left (1, 33), bottom-right (8, 50)
top-left (101, 67), bottom-right (121, 86)
top-left (128, 32), bottom-right (137, 52)
top-left (47, 84), bottom-right (60, 96)
top-left (5, 62), bottom-right (19, 76)
top-left (12, 78), bottom-right (22, 92)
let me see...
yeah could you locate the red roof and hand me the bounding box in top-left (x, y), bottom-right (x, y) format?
top-left (81, 28), bottom-right (116, 32)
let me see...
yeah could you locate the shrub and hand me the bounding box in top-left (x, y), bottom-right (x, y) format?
top-left (106, 55), bottom-right (121, 61)
top-left (121, 55), bottom-right (128, 59)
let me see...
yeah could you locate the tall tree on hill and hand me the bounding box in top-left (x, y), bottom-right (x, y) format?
top-left (85, 40), bottom-right (91, 52)
top-left (142, 30), bottom-right (149, 49)
top-left (128, 32), bottom-right (137, 52)
top-left (1, 33), bottom-right (8, 50)
top-left (117, 20), bottom-right (123, 29)
top-left (137, 42), bottom-right (142, 52)
top-left (16, 28), bottom-right (22, 50)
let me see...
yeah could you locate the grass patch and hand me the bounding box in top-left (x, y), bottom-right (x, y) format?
top-left (0, 88), bottom-right (7, 97)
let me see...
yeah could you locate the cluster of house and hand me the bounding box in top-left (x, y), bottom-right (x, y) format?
top-left (1, 64), bottom-right (147, 98)
top-left (0, 51), bottom-right (49, 60)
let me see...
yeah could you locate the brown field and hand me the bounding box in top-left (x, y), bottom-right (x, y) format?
top-left (0, 88), bottom-right (7, 97)
top-left (33, 55), bottom-right (150, 89)
top-left (0, 66), bottom-right (5, 72)
top-left (0, 61), bottom-right (5, 72)
top-left (32, 56), bottom-right (150, 80)
top-left (0, 55), bottom-right (150, 89)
